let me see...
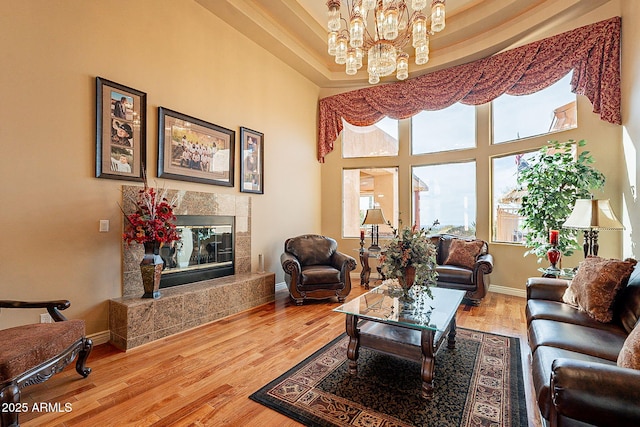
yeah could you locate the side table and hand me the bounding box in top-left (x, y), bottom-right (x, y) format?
top-left (358, 248), bottom-right (383, 289)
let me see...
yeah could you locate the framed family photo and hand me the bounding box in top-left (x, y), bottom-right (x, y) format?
top-left (95, 77), bottom-right (146, 181)
top-left (158, 107), bottom-right (235, 186)
top-left (240, 127), bottom-right (264, 194)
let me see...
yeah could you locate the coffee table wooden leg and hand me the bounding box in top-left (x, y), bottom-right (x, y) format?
top-left (447, 316), bottom-right (457, 349)
top-left (345, 314), bottom-right (360, 375)
top-left (420, 329), bottom-right (435, 399)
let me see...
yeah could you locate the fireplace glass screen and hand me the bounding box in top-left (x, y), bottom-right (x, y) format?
top-left (159, 215), bottom-right (234, 288)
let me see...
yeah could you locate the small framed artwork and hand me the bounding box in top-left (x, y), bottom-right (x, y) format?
top-left (95, 77), bottom-right (146, 181)
top-left (158, 107), bottom-right (235, 186)
top-left (240, 127), bottom-right (264, 194)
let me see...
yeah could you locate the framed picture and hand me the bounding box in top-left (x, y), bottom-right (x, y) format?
top-left (95, 77), bottom-right (146, 181)
top-left (240, 127), bottom-right (264, 194)
top-left (158, 107), bottom-right (235, 186)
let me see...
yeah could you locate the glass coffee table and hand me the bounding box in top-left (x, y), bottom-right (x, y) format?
top-left (334, 283), bottom-right (465, 399)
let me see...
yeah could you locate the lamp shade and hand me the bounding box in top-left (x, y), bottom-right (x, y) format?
top-left (563, 199), bottom-right (624, 230)
top-left (362, 208), bottom-right (387, 225)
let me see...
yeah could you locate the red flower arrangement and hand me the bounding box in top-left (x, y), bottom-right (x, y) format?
top-left (122, 184), bottom-right (179, 245)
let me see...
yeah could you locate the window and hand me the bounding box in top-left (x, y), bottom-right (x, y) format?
top-left (343, 167), bottom-right (398, 238)
top-left (491, 152), bottom-right (536, 243)
top-left (411, 162), bottom-right (476, 238)
top-left (492, 73), bottom-right (577, 143)
top-left (342, 117), bottom-right (399, 158)
top-left (412, 103), bottom-right (476, 154)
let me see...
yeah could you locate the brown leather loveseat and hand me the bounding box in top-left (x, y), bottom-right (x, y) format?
top-left (429, 234), bottom-right (493, 304)
top-left (281, 234), bottom-right (357, 305)
top-left (526, 259), bottom-right (640, 427)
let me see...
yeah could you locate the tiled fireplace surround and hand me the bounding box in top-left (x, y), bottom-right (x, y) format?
top-left (109, 186), bottom-right (275, 350)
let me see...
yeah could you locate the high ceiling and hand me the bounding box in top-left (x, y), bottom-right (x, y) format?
top-left (196, 0), bottom-right (611, 88)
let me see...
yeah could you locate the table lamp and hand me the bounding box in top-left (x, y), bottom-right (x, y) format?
top-left (362, 208), bottom-right (387, 251)
top-left (563, 198), bottom-right (624, 257)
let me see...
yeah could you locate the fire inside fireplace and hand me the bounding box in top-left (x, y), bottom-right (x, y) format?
top-left (159, 215), bottom-right (235, 288)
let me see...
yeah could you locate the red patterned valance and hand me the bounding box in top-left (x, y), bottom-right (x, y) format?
top-left (318, 17), bottom-right (621, 162)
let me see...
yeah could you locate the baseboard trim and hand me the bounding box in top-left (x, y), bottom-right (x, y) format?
top-left (275, 281), bottom-right (287, 292)
top-left (489, 284), bottom-right (526, 298)
top-left (88, 330), bottom-right (111, 346)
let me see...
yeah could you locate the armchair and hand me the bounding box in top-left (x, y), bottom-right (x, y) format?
top-left (0, 300), bottom-right (92, 427)
top-left (281, 234), bottom-right (357, 305)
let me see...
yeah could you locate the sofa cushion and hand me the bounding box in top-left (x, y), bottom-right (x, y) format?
top-left (618, 321), bottom-right (640, 369)
top-left (526, 300), bottom-right (627, 334)
top-left (435, 265), bottom-right (473, 285)
top-left (0, 319), bottom-right (85, 382)
top-left (616, 265), bottom-right (640, 333)
top-left (531, 345), bottom-right (615, 419)
top-left (443, 238), bottom-right (484, 269)
top-left (528, 318), bottom-right (626, 362)
top-left (562, 256), bottom-right (637, 323)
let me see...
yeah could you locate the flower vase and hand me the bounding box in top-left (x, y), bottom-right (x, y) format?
top-left (140, 241), bottom-right (164, 299)
top-left (547, 246), bottom-right (561, 271)
top-left (398, 266), bottom-right (416, 306)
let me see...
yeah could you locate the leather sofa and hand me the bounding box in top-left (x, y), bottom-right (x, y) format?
top-left (429, 234), bottom-right (493, 304)
top-left (281, 234), bottom-right (357, 305)
top-left (526, 266), bottom-right (640, 427)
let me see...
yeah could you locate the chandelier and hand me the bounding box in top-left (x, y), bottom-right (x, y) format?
top-left (326, 0), bottom-right (446, 84)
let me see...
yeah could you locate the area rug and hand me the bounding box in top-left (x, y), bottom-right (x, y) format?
top-left (249, 328), bottom-right (527, 427)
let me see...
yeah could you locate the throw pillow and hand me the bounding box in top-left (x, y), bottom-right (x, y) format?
top-left (618, 321), bottom-right (640, 370)
top-left (443, 239), bottom-right (484, 269)
top-left (562, 256), bottom-right (637, 323)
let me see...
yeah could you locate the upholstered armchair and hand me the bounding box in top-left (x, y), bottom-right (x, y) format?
top-left (0, 300), bottom-right (92, 427)
top-left (428, 234), bottom-right (493, 304)
top-left (281, 234), bottom-right (357, 305)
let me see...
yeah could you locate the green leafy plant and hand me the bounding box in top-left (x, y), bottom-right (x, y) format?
top-left (517, 140), bottom-right (605, 261)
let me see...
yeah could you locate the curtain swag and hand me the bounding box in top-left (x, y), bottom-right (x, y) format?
top-left (318, 16), bottom-right (621, 162)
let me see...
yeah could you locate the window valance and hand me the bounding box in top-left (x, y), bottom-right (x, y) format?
top-left (318, 17), bottom-right (621, 162)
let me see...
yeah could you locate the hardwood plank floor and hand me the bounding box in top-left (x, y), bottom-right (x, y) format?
top-left (20, 282), bottom-right (541, 427)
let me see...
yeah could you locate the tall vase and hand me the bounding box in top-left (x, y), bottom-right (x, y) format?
top-left (398, 265), bottom-right (416, 306)
top-left (141, 241), bottom-right (163, 299)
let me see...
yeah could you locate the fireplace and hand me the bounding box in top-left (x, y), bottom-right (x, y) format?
top-left (159, 215), bottom-right (235, 289)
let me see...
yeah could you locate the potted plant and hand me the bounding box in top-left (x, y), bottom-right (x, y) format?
top-left (517, 139), bottom-right (605, 262)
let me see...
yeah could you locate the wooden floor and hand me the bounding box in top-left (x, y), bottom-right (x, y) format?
top-left (21, 282), bottom-right (542, 427)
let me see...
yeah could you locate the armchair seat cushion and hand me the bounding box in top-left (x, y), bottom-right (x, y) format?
top-left (0, 319), bottom-right (85, 382)
top-left (301, 265), bottom-right (341, 287)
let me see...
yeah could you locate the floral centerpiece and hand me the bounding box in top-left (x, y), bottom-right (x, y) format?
top-left (122, 184), bottom-right (179, 245)
top-left (379, 221), bottom-right (439, 300)
top-left (122, 181), bottom-right (179, 299)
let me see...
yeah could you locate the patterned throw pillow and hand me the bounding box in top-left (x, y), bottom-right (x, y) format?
top-left (562, 256), bottom-right (637, 323)
top-left (443, 239), bottom-right (484, 269)
top-left (618, 321), bottom-right (640, 369)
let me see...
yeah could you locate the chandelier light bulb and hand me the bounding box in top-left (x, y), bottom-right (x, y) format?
top-left (346, 50), bottom-right (358, 75)
top-left (396, 52), bottom-right (409, 80)
top-left (431, 0), bottom-right (446, 33)
top-left (335, 35), bottom-right (348, 64)
top-left (415, 38), bottom-right (430, 65)
top-left (349, 15), bottom-right (364, 48)
top-left (327, 0), bottom-right (341, 32)
top-left (412, 14), bottom-right (427, 48)
top-left (328, 31), bottom-right (338, 55)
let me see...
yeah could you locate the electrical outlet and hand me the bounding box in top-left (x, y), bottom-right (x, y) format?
top-left (99, 219), bottom-right (110, 232)
top-left (40, 313), bottom-right (53, 323)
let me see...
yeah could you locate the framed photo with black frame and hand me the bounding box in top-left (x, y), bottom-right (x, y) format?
top-left (158, 107), bottom-right (235, 187)
top-left (240, 127), bottom-right (264, 194)
top-left (95, 77), bottom-right (146, 181)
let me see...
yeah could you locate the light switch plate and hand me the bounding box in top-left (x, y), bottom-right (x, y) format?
top-left (99, 220), bottom-right (109, 232)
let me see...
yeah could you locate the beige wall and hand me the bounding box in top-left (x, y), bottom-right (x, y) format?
top-left (0, 0), bottom-right (321, 333)
top-left (321, 2), bottom-right (630, 294)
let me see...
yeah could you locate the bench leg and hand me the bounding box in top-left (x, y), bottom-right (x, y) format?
top-left (76, 338), bottom-right (93, 378)
top-left (0, 384), bottom-right (20, 427)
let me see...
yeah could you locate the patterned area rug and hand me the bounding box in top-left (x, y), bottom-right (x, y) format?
top-left (250, 328), bottom-right (527, 427)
